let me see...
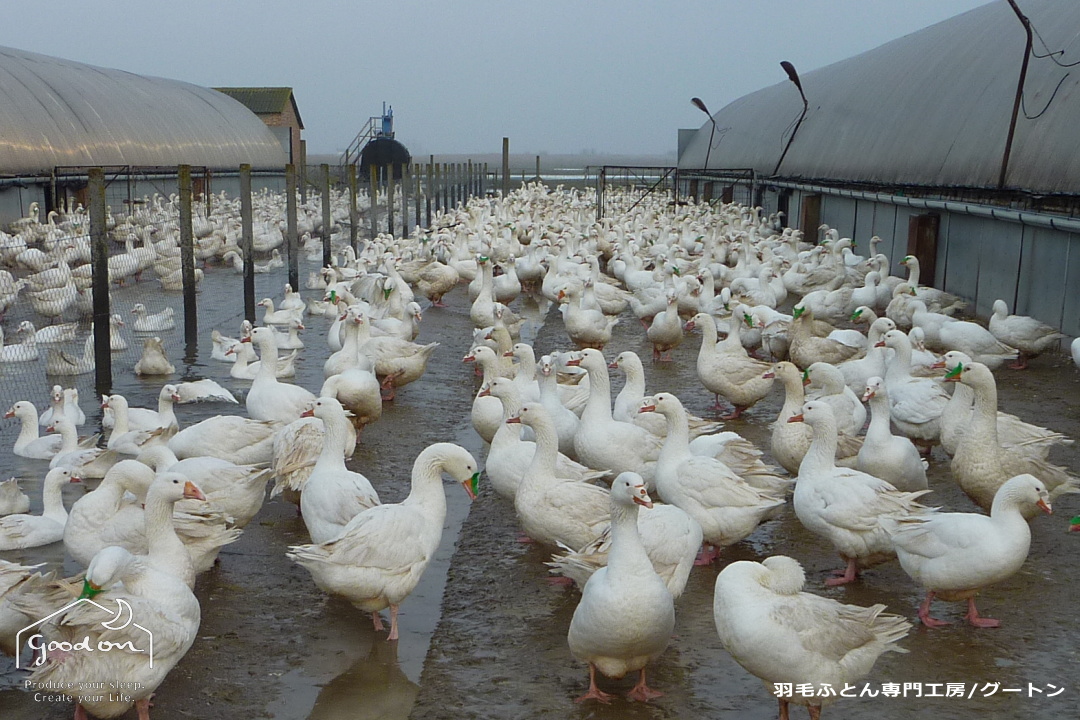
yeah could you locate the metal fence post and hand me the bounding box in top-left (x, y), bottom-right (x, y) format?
top-left (414, 163), bottom-right (422, 229)
top-left (286, 163), bottom-right (299, 288)
top-left (501, 137), bottom-right (510, 197)
top-left (401, 163), bottom-right (411, 238)
top-left (386, 164), bottom-right (395, 236)
top-left (348, 164), bottom-right (359, 252)
top-left (240, 164), bottom-right (255, 323)
top-left (369, 164), bottom-right (379, 240)
top-left (89, 168), bottom-right (112, 396)
top-left (321, 164), bottom-right (332, 268)
top-left (178, 165), bottom-right (197, 354)
top-left (426, 157), bottom-right (433, 226)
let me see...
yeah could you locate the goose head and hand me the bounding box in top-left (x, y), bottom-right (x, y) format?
top-left (611, 471), bottom-right (652, 509)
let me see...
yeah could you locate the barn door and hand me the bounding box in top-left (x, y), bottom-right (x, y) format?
top-left (907, 214), bottom-right (940, 286)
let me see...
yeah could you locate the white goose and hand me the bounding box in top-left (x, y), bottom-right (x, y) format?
top-left (27, 545), bottom-right (200, 720)
top-left (685, 312), bottom-right (773, 419)
top-left (713, 555), bottom-right (911, 720)
top-left (130, 302), bottom-right (176, 332)
top-left (879, 329), bottom-right (949, 451)
top-left (885, 474), bottom-right (1051, 629)
top-left (133, 335), bottom-right (175, 375)
top-left (0, 478), bottom-right (29, 516)
top-left (644, 393), bottom-right (786, 565)
top-left (0, 468), bottom-right (79, 550)
top-left (569, 349), bottom-right (661, 485)
top-left (946, 361), bottom-right (1079, 514)
top-left (937, 350), bottom-right (1072, 459)
top-left (299, 397), bottom-right (380, 544)
top-left (6, 401), bottom-right (94, 460)
top-left (510, 403), bottom-right (612, 550)
top-left (857, 378), bottom-right (928, 492)
top-left (167, 413), bottom-right (278, 466)
top-left (566, 472), bottom-right (674, 704)
top-left (47, 416), bottom-right (119, 479)
top-left (791, 401), bottom-right (932, 586)
top-left (482, 380), bottom-right (607, 502)
top-left (989, 299), bottom-right (1064, 369)
top-left (243, 327), bottom-right (317, 423)
top-left (287, 443), bottom-right (478, 641)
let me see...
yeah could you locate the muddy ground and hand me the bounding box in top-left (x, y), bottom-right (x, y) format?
top-left (0, 256), bottom-right (1078, 720)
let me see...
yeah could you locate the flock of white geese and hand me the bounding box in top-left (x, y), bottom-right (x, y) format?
top-left (0, 182), bottom-right (1078, 719)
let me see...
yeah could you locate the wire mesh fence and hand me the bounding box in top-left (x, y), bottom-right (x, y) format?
top-left (0, 161), bottom-right (494, 486)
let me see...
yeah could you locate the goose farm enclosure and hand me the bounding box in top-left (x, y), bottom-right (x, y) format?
top-left (0, 185), bottom-right (1078, 720)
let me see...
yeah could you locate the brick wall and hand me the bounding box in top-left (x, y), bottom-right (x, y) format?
top-left (259, 99), bottom-right (302, 164)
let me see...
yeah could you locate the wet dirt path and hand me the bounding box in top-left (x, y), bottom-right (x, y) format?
top-left (0, 263), bottom-right (1077, 719)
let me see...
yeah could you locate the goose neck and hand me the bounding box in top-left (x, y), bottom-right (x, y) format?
top-left (581, 362), bottom-right (613, 422)
top-left (607, 500), bottom-right (647, 573)
top-left (15, 412), bottom-right (40, 444)
top-left (865, 395), bottom-right (893, 441)
top-left (803, 418), bottom-right (839, 475)
top-left (41, 474), bottom-right (70, 521)
top-left (525, 414), bottom-right (560, 477)
top-left (657, 406), bottom-right (691, 461)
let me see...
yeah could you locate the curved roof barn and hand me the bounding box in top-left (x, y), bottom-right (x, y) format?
top-left (679, 0), bottom-right (1080, 195)
top-left (0, 45), bottom-right (287, 175)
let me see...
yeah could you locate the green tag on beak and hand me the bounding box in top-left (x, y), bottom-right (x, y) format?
top-left (802, 369), bottom-right (809, 383)
top-left (479, 256), bottom-right (489, 263)
top-left (79, 579), bottom-right (103, 600)
top-left (469, 472), bottom-right (480, 497)
top-left (743, 313), bottom-right (754, 328)
top-left (672, 266), bottom-right (681, 276)
top-left (944, 363), bottom-right (963, 379)
top-left (793, 306), bottom-right (804, 319)
top-left (329, 290), bottom-right (337, 303)
top-left (850, 309), bottom-right (863, 321)
top-left (383, 286), bottom-right (392, 300)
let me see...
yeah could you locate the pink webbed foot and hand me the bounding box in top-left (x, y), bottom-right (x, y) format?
top-left (575, 664), bottom-right (614, 704)
top-left (387, 605), bottom-right (400, 641)
top-left (718, 405), bottom-right (745, 421)
top-left (136, 698), bottom-right (151, 720)
top-left (918, 591), bottom-right (950, 628)
top-left (371, 611), bottom-right (385, 632)
top-left (516, 532), bottom-right (535, 544)
top-left (964, 597), bottom-right (1000, 628)
top-left (627, 668), bottom-right (664, 702)
top-left (693, 543), bottom-right (720, 566)
top-left (823, 558), bottom-right (858, 586)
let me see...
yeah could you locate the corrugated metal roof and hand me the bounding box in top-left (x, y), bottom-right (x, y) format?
top-left (678, 0), bottom-right (1080, 194)
top-left (213, 87), bottom-right (304, 128)
top-left (0, 46), bottom-right (287, 175)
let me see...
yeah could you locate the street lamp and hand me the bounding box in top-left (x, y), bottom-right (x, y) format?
top-left (691, 97), bottom-right (717, 170)
top-left (773, 61), bottom-right (809, 176)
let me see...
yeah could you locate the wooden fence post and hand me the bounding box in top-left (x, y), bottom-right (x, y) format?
top-left (286, 163), bottom-right (299, 288)
top-left (89, 168), bottom-right (112, 396)
top-left (178, 164), bottom-right (197, 351)
top-left (240, 164), bottom-right (255, 323)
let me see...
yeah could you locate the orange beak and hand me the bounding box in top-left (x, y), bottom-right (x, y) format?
top-left (607, 361), bottom-right (618, 369)
top-left (183, 481), bottom-right (207, 501)
top-left (874, 340), bottom-right (886, 348)
top-left (565, 357), bottom-right (581, 367)
top-left (762, 371), bottom-right (775, 379)
top-left (3, 410), bottom-right (14, 418)
top-left (240, 336), bottom-right (252, 343)
top-left (787, 414), bottom-right (805, 423)
top-left (638, 404), bottom-right (656, 413)
top-left (462, 355), bottom-right (475, 363)
top-left (502, 351), bottom-right (514, 358)
top-left (930, 360), bottom-right (946, 369)
top-left (506, 416), bottom-right (521, 424)
top-left (69, 476), bottom-right (82, 484)
top-left (300, 408), bottom-right (314, 418)
top-left (1037, 499), bottom-right (1052, 515)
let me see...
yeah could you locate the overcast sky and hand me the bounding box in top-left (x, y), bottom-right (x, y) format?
top-left (2, 0), bottom-right (991, 157)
